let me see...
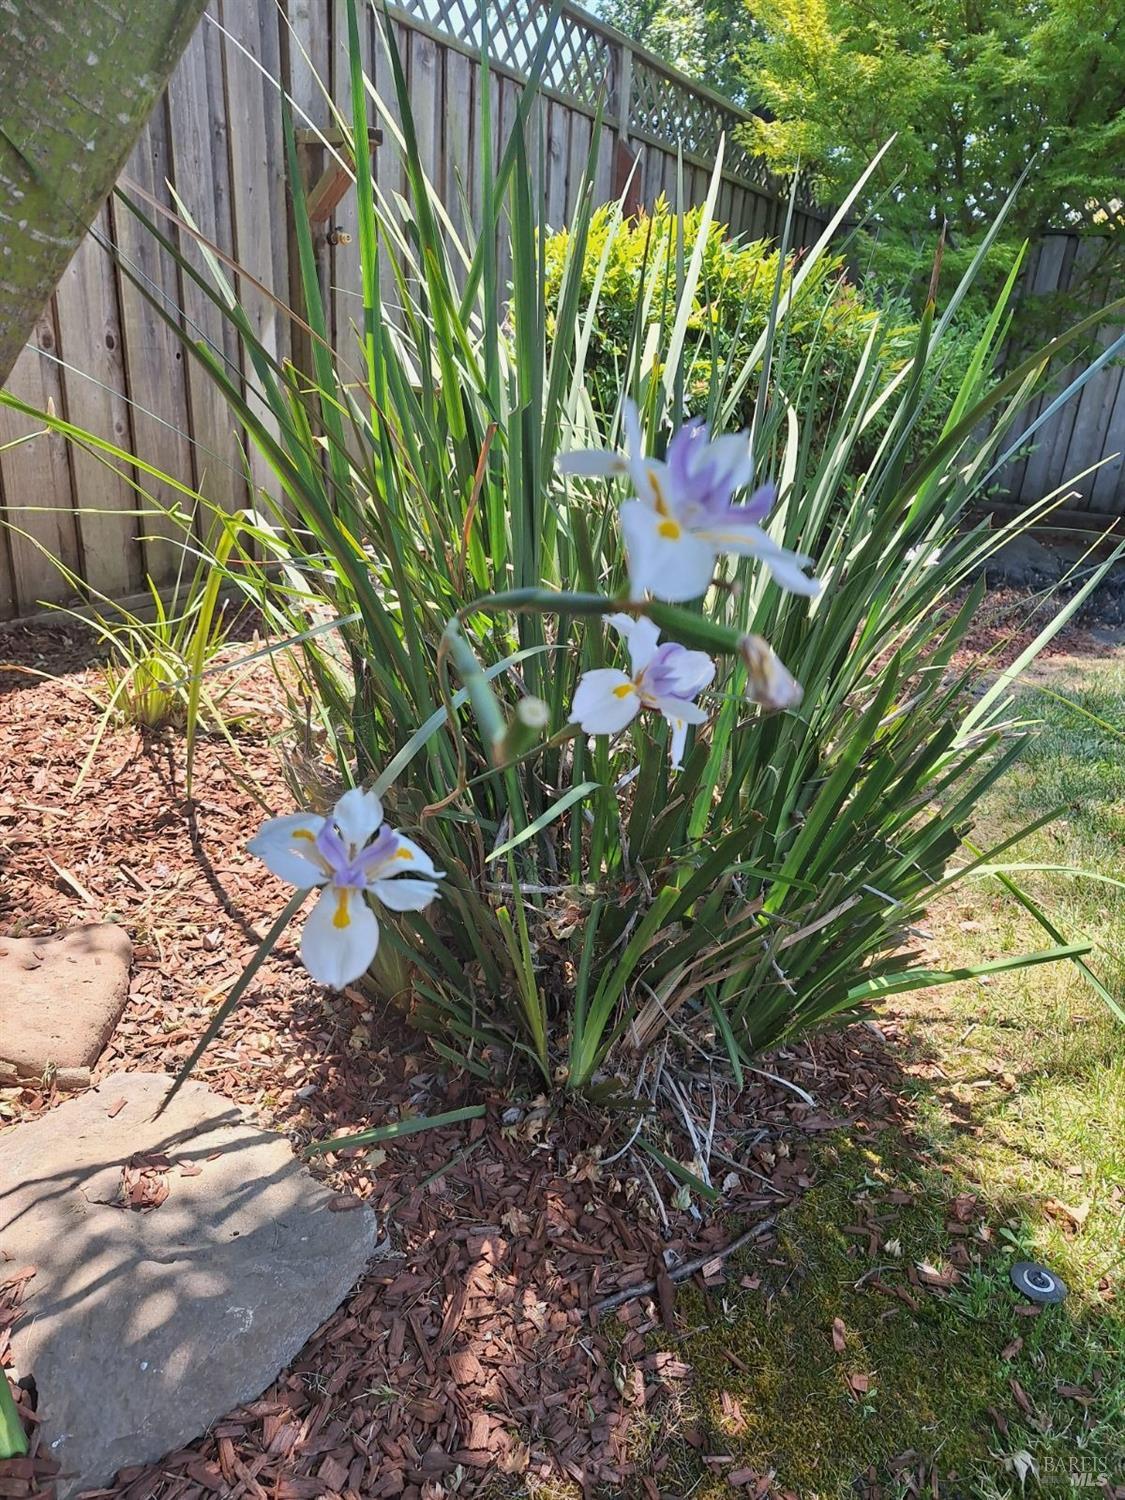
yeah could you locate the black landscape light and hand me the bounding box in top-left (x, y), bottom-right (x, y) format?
top-left (1010, 1261), bottom-right (1068, 1304)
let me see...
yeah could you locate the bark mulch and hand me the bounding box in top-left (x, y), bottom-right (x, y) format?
top-left (1, 623), bottom-right (908, 1500)
top-left (949, 583), bottom-right (1100, 671)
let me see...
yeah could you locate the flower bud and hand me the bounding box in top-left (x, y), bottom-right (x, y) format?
top-left (495, 696), bottom-right (551, 762)
top-left (740, 634), bottom-right (803, 711)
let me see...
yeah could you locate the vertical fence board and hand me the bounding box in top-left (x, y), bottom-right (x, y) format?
top-left (223, 0), bottom-right (287, 504)
top-left (204, 7), bottom-right (253, 432)
top-left (331, 0), bottom-right (371, 363)
top-left (650, 146), bottom-right (666, 205)
top-left (373, 19), bottom-right (410, 325)
top-left (114, 106), bottom-right (197, 584)
top-left (730, 183), bottom-right (746, 232)
top-left (166, 16), bottom-right (248, 519)
top-left (285, 0), bottom-right (331, 127)
top-left (1067, 318), bottom-right (1124, 510)
top-left (594, 121), bottom-right (615, 205)
top-left (662, 151), bottom-right (679, 205)
top-left (1019, 237), bottom-right (1072, 506)
top-left (496, 76), bottom-right (520, 301)
top-left (1001, 241), bottom-right (1046, 503)
top-left (566, 109), bottom-right (592, 220)
top-left (1037, 238), bottom-right (1097, 504)
top-left (259, 6), bottom-right (292, 371)
top-left (528, 94), bottom-right (547, 223)
top-left (283, 0), bottom-right (333, 369)
top-left (0, 321), bottom-right (80, 613)
top-left (468, 51), bottom-right (490, 262)
top-left (545, 99), bottom-right (570, 233)
top-left (51, 219), bottom-right (141, 599)
top-left (443, 47), bottom-right (474, 255)
top-left (409, 27), bottom-right (442, 212)
top-left (723, 180), bottom-right (741, 232)
top-left (1089, 366), bottom-right (1125, 514)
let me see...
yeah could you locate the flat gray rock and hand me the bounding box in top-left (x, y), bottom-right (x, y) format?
top-left (0, 924), bottom-right (132, 1077)
top-left (0, 1072), bottom-right (379, 1497)
top-left (986, 534), bottom-right (1063, 588)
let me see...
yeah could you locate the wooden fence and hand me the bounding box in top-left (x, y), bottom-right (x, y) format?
top-left (992, 232), bottom-right (1125, 524)
top-left (0, 0), bottom-right (831, 621)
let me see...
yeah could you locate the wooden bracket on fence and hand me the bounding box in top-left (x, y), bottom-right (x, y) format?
top-left (613, 139), bottom-right (643, 219)
top-left (295, 127), bottom-right (383, 224)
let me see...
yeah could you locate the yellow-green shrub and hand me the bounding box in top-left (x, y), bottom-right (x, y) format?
top-left (544, 201), bottom-right (979, 465)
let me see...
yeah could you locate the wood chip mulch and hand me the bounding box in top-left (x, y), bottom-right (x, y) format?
top-left (1, 623), bottom-right (909, 1500)
top-left (947, 583), bottom-right (1099, 671)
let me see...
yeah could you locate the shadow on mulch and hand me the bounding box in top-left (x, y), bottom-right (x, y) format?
top-left (0, 621), bottom-right (105, 686)
top-left (5, 1028), bottom-right (917, 1500)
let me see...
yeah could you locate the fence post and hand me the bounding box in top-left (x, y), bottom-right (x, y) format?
top-left (616, 40), bottom-right (633, 147)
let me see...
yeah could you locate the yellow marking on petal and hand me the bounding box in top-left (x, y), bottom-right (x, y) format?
top-left (613, 682), bottom-right (637, 699)
top-left (293, 829), bottom-right (316, 843)
top-left (657, 518), bottom-right (682, 539)
top-left (650, 472), bottom-right (671, 517)
top-left (394, 847), bottom-right (413, 860)
top-left (332, 889), bottom-right (351, 929)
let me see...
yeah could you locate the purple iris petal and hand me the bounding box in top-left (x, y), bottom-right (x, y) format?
top-left (348, 823), bottom-right (400, 882)
top-left (745, 481), bottom-right (776, 522)
top-left (315, 818), bottom-right (398, 888)
top-left (712, 480), bottom-right (776, 528)
top-left (315, 820), bottom-right (351, 878)
top-left (666, 419), bottom-right (771, 525)
top-left (665, 419), bottom-right (709, 494)
top-left (644, 642), bottom-right (710, 702)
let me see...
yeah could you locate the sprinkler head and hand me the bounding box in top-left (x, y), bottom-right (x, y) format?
top-left (1010, 1260), bottom-right (1068, 1304)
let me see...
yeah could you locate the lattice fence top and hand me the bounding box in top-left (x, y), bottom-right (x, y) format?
top-left (629, 56), bottom-right (770, 189)
top-left (392, 0), bottom-right (821, 207)
top-left (398, 0), bottom-right (616, 112)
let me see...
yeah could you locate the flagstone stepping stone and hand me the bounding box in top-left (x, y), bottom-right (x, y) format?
top-left (0, 1071), bottom-right (380, 1498)
top-left (0, 923), bottom-right (132, 1078)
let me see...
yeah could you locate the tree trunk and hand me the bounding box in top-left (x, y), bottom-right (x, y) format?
top-left (0, 0), bottom-right (210, 384)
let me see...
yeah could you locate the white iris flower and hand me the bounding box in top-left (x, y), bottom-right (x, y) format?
top-left (571, 613), bottom-right (716, 769)
top-left (248, 788), bottom-right (443, 989)
top-left (559, 400), bottom-right (820, 603)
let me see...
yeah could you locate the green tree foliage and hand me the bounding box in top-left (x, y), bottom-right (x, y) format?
top-left (596, 0), bottom-right (750, 99)
top-left (597, 0), bottom-right (1124, 309)
top-left (743, 0), bottom-right (1124, 302)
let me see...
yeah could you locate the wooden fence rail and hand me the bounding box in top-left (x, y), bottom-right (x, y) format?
top-left (0, 0), bottom-right (832, 621)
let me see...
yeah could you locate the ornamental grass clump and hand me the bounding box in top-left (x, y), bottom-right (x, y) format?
top-left (16, 0), bottom-right (1120, 1112)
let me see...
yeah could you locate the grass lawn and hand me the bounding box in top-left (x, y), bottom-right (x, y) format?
top-left (652, 646), bottom-right (1125, 1498)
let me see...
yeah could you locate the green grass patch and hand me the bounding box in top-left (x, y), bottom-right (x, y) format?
top-left (652, 652), bottom-right (1125, 1499)
top-left (666, 1131), bottom-right (1122, 1497)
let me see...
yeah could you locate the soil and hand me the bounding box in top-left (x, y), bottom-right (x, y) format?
top-left (0, 587), bottom-right (1104, 1500)
top-left (982, 530), bottom-right (1125, 627)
